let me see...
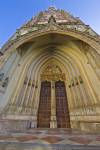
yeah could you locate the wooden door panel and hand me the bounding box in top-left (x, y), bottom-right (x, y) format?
top-left (37, 81), bottom-right (51, 128)
top-left (55, 81), bottom-right (70, 128)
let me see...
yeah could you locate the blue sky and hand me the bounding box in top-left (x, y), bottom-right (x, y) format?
top-left (0, 0), bottom-right (100, 47)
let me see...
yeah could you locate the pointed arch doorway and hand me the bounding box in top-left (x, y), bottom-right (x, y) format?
top-left (37, 63), bottom-right (70, 128)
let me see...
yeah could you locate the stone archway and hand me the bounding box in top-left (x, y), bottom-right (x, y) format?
top-left (0, 32), bottom-right (100, 132)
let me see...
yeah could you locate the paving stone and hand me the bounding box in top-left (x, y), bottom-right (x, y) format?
top-left (0, 129), bottom-right (100, 150)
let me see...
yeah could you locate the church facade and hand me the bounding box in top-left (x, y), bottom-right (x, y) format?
top-left (0, 7), bottom-right (100, 132)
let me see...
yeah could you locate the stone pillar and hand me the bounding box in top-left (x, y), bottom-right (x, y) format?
top-left (31, 115), bottom-right (37, 128)
top-left (50, 81), bottom-right (57, 128)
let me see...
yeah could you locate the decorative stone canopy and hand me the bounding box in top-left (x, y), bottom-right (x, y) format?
top-left (23, 6), bottom-right (83, 26)
top-left (1, 7), bottom-right (100, 54)
top-left (17, 6), bottom-right (97, 37)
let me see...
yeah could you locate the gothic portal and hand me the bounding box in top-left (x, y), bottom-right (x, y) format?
top-left (0, 7), bottom-right (100, 132)
top-left (37, 64), bottom-right (70, 128)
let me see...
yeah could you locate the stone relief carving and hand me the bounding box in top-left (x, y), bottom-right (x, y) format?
top-left (10, 21), bottom-right (98, 41)
top-left (41, 63), bottom-right (66, 81)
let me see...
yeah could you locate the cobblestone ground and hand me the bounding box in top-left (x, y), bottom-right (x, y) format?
top-left (0, 128), bottom-right (100, 150)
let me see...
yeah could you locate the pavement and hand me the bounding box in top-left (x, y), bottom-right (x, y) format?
top-left (0, 128), bottom-right (100, 150)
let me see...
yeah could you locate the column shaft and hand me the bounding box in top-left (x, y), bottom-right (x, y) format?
top-left (50, 81), bottom-right (57, 128)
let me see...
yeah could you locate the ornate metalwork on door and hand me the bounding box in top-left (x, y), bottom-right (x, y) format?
top-left (38, 63), bottom-right (70, 128)
top-left (55, 81), bottom-right (70, 128)
top-left (37, 81), bottom-right (51, 128)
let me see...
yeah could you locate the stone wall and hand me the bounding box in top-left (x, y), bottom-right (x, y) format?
top-left (71, 121), bottom-right (100, 133)
top-left (0, 119), bottom-right (31, 132)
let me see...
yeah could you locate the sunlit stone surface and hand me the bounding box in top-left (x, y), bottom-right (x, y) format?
top-left (0, 7), bottom-right (100, 149)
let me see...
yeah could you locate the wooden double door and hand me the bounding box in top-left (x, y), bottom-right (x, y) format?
top-left (37, 81), bottom-right (70, 128)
